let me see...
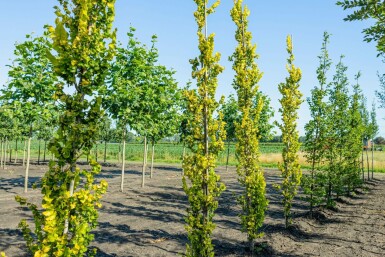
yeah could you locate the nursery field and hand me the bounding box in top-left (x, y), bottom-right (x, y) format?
top-left (1, 163), bottom-right (385, 256)
top-left (7, 141), bottom-right (385, 172)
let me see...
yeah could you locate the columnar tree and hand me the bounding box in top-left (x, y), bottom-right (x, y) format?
top-left (182, 0), bottom-right (226, 256)
top-left (345, 73), bottom-right (365, 192)
top-left (277, 36), bottom-right (303, 228)
top-left (359, 96), bottom-right (371, 180)
top-left (324, 56), bottom-right (350, 204)
top-left (230, 0), bottom-right (267, 253)
top-left (369, 101), bottom-right (379, 178)
top-left (15, 1), bottom-right (116, 256)
top-left (303, 32), bottom-right (331, 216)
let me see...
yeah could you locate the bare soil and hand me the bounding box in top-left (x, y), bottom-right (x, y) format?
top-left (1, 162), bottom-right (385, 256)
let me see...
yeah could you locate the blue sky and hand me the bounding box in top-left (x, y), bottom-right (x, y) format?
top-left (0, 1), bottom-right (384, 136)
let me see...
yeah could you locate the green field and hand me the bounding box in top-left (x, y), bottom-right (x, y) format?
top-left (2, 140), bottom-right (384, 172)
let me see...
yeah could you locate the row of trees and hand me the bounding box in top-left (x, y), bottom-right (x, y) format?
top-left (302, 32), bottom-right (379, 217)
top-left (0, 0), bottom-right (383, 257)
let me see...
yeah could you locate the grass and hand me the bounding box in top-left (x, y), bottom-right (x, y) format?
top-left (2, 140), bottom-right (385, 172)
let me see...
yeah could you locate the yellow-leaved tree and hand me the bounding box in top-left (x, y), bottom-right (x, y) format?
top-left (277, 35), bottom-right (303, 229)
top-left (230, 0), bottom-right (268, 255)
top-left (182, 0), bottom-right (226, 256)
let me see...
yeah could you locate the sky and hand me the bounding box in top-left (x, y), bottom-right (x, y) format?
top-left (0, 1), bottom-right (384, 136)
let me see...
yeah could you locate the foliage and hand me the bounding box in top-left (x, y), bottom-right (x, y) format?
top-left (15, 0), bottom-right (116, 256)
top-left (376, 73), bottom-right (385, 108)
top-left (369, 101), bottom-right (379, 139)
top-left (253, 92), bottom-right (275, 141)
top-left (337, 0), bottom-right (385, 56)
top-left (277, 36), bottom-right (303, 228)
top-left (302, 32), bottom-right (331, 214)
top-left (182, 0), bottom-right (226, 256)
top-left (324, 56), bottom-right (351, 205)
top-left (345, 73), bottom-right (365, 191)
top-left (220, 94), bottom-right (239, 142)
top-left (230, 0), bottom-right (268, 252)
top-left (16, 161), bottom-right (107, 257)
top-left (374, 136), bottom-right (385, 144)
top-left (221, 92), bottom-right (274, 143)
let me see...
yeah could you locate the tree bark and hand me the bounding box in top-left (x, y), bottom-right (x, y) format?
top-left (372, 140), bottom-right (374, 179)
top-left (24, 126), bottom-right (32, 193)
top-left (38, 139), bottom-right (41, 165)
top-left (64, 166), bottom-right (75, 235)
top-left (95, 141), bottom-right (98, 162)
top-left (361, 143), bottom-right (364, 182)
top-left (23, 139), bottom-right (27, 167)
top-left (43, 140), bottom-right (47, 162)
top-left (9, 140), bottom-right (12, 163)
top-left (150, 142), bottom-right (155, 179)
top-left (182, 143), bottom-right (186, 176)
top-left (120, 129), bottom-right (126, 192)
top-left (0, 139), bottom-right (3, 169)
top-left (366, 145), bottom-right (370, 180)
top-left (104, 140), bottom-right (107, 163)
top-left (14, 139), bottom-right (18, 164)
top-left (142, 136), bottom-right (147, 188)
top-left (118, 143), bottom-right (121, 164)
top-left (226, 140), bottom-right (230, 172)
top-left (3, 138), bottom-right (8, 169)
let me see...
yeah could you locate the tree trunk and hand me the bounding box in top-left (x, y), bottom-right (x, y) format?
top-left (226, 140), bottom-right (230, 172)
top-left (38, 139), bottom-right (41, 165)
top-left (24, 127), bottom-right (32, 193)
top-left (4, 138), bottom-right (8, 168)
top-left (120, 129), bottom-right (126, 192)
top-left (14, 139), bottom-right (18, 164)
top-left (95, 142), bottom-right (98, 162)
top-left (0, 139), bottom-right (3, 169)
top-left (104, 140), bottom-right (107, 163)
top-left (182, 143), bottom-right (186, 176)
top-left (9, 139), bottom-right (12, 163)
top-left (64, 166), bottom-right (75, 235)
top-left (150, 142), bottom-right (155, 179)
top-left (366, 146), bottom-right (370, 181)
top-left (43, 140), bottom-right (47, 162)
top-left (23, 139), bottom-right (27, 167)
top-left (371, 139), bottom-right (374, 179)
top-left (361, 146), bottom-right (364, 182)
top-left (142, 136), bottom-right (147, 188)
top-left (118, 143), bottom-right (121, 164)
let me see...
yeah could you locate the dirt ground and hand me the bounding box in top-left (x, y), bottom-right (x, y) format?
top-left (1, 162), bottom-right (385, 256)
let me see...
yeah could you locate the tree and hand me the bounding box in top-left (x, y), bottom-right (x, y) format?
top-left (338, 1), bottom-right (385, 122)
top-left (99, 114), bottom-right (114, 163)
top-left (324, 56), bottom-right (351, 205)
top-left (3, 34), bottom-right (56, 192)
top-left (15, 0), bottom-right (116, 256)
top-left (360, 95), bottom-right (371, 180)
top-left (369, 101), bottom-right (379, 179)
top-left (230, 0), bottom-right (268, 253)
top-left (374, 136), bottom-right (385, 144)
top-left (182, 0), bottom-right (226, 256)
top-left (106, 28), bottom-right (179, 188)
top-left (337, 0), bottom-right (385, 56)
top-left (277, 35), bottom-right (303, 228)
top-left (303, 32), bottom-right (331, 216)
top-left (253, 92), bottom-right (275, 141)
top-left (220, 94), bottom-right (239, 171)
top-left (345, 73), bottom-right (365, 193)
